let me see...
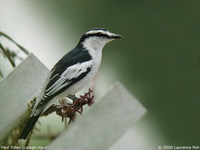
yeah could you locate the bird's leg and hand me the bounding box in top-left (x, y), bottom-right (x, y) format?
top-left (67, 95), bottom-right (78, 101)
top-left (53, 89), bottom-right (95, 124)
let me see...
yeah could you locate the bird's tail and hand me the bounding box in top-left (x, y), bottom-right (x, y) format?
top-left (19, 113), bottom-right (41, 139)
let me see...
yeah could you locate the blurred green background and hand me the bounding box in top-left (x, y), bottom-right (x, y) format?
top-left (1, 0), bottom-right (200, 149)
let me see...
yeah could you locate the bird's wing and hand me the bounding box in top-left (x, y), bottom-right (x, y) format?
top-left (45, 61), bottom-right (92, 97)
top-left (35, 47), bottom-right (92, 109)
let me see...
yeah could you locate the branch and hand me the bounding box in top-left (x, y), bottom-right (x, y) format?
top-left (0, 31), bottom-right (30, 55)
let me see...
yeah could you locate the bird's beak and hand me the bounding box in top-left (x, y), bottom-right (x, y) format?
top-left (111, 33), bottom-right (122, 39)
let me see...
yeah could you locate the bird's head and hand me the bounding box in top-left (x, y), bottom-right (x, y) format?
top-left (78, 28), bottom-right (122, 51)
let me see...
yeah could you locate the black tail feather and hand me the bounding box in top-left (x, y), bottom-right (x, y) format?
top-left (19, 114), bottom-right (41, 139)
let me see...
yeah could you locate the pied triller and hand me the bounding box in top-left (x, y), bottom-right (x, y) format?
top-left (19, 28), bottom-right (121, 139)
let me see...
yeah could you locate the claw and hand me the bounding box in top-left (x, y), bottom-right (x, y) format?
top-left (52, 88), bottom-right (95, 125)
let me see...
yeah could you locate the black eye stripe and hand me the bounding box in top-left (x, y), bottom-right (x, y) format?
top-left (79, 32), bottom-right (111, 43)
top-left (88, 33), bottom-right (109, 37)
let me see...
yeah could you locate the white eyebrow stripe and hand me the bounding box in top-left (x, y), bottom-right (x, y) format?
top-left (85, 30), bottom-right (114, 37)
top-left (86, 30), bottom-right (105, 34)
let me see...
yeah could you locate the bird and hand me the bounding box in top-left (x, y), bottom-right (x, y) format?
top-left (19, 28), bottom-right (121, 139)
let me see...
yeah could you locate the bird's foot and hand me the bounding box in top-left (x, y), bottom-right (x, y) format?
top-left (56, 88), bottom-right (95, 124)
top-left (67, 95), bottom-right (78, 101)
top-left (42, 88), bottom-right (95, 124)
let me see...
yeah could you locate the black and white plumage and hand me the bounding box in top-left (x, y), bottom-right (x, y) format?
top-left (19, 28), bottom-right (121, 139)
